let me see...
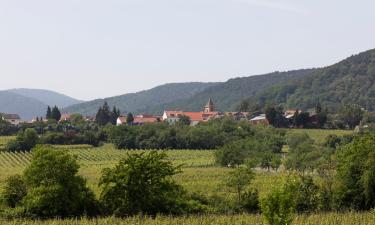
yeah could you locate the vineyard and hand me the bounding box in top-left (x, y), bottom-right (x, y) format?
top-left (0, 129), bottom-right (366, 225)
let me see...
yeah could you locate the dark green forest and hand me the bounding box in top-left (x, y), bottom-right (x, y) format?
top-left (251, 49), bottom-right (375, 112)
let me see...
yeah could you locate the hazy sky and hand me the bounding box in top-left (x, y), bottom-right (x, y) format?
top-left (0, 0), bottom-right (374, 100)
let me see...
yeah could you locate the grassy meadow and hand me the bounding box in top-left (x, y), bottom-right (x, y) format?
top-left (0, 128), bottom-right (365, 225)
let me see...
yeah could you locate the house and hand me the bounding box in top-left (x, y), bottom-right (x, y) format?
top-left (284, 109), bottom-right (301, 119)
top-left (60, 114), bottom-right (72, 122)
top-left (162, 98), bottom-right (220, 125)
top-left (225, 112), bottom-right (249, 121)
top-left (1, 113), bottom-right (22, 125)
top-left (249, 114), bottom-right (269, 126)
top-left (117, 114), bottom-right (161, 126)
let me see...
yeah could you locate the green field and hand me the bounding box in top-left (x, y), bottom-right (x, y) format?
top-left (284, 129), bottom-right (353, 145)
top-left (0, 129), bottom-right (366, 224)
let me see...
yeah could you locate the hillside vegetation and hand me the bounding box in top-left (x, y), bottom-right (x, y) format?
top-left (63, 82), bottom-right (218, 115)
top-left (147, 69), bottom-right (315, 113)
top-left (252, 49), bottom-right (375, 111)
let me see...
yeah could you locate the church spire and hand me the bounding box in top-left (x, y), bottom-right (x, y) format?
top-left (204, 98), bottom-right (215, 113)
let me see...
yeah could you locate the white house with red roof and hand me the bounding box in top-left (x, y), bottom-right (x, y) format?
top-left (117, 114), bottom-right (161, 126)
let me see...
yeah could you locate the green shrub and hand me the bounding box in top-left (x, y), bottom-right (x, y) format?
top-left (22, 145), bottom-right (99, 218)
top-left (261, 178), bottom-right (297, 225)
top-left (1, 175), bottom-right (27, 208)
top-left (99, 151), bottom-right (193, 216)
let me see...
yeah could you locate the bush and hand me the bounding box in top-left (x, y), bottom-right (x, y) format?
top-left (1, 175), bottom-right (27, 208)
top-left (334, 131), bottom-right (375, 210)
top-left (99, 151), bottom-right (192, 216)
top-left (5, 128), bottom-right (39, 151)
top-left (21, 145), bottom-right (99, 218)
top-left (261, 178), bottom-right (297, 225)
top-left (241, 189), bottom-right (260, 213)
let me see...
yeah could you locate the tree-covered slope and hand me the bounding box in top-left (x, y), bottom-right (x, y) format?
top-left (144, 69), bottom-right (315, 114)
top-left (63, 82), bottom-right (218, 116)
top-left (252, 49), bottom-right (375, 111)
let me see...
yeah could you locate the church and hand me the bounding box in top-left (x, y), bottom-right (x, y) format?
top-left (162, 98), bottom-right (220, 125)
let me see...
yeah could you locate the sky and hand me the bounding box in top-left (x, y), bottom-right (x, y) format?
top-left (0, 0), bottom-right (374, 101)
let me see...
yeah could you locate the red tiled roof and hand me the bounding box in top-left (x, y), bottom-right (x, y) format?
top-left (164, 111), bottom-right (219, 122)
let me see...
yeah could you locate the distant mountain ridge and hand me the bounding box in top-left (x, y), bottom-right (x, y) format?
top-left (9, 88), bottom-right (83, 108)
top-left (63, 70), bottom-right (316, 116)
top-left (0, 89), bottom-right (83, 120)
top-left (4, 48), bottom-right (375, 120)
top-left (63, 82), bottom-right (219, 116)
top-left (145, 69), bottom-right (316, 114)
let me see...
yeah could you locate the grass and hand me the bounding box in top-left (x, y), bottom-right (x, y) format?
top-left (0, 136), bottom-right (15, 150)
top-left (0, 212), bottom-right (374, 225)
top-left (283, 129), bottom-right (353, 145)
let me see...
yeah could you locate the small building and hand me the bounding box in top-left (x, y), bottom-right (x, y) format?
top-left (60, 114), bottom-right (72, 122)
top-left (1, 113), bottom-right (22, 125)
top-left (117, 114), bottom-right (161, 126)
top-left (225, 112), bottom-right (249, 121)
top-left (249, 114), bottom-right (269, 126)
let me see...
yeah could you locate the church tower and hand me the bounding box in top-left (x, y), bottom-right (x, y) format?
top-left (204, 98), bottom-right (215, 113)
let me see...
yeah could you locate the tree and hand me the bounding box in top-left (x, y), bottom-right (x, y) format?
top-left (339, 104), bottom-right (363, 129)
top-left (271, 155), bottom-right (282, 172)
top-left (46, 106), bottom-right (52, 119)
top-left (294, 112), bottom-right (310, 128)
top-left (1, 175), bottom-right (27, 208)
top-left (126, 112), bottom-right (134, 124)
top-left (22, 146), bottom-right (98, 217)
top-left (237, 99), bottom-right (250, 112)
top-left (261, 178), bottom-right (297, 225)
top-left (111, 106), bottom-right (120, 125)
top-left (265, 106), bottom-right (286, 128)
top-left (285, 133), bottom-right (321, 174)
top-left (177, 115), bottom-right (191, 126)
top-left (51, 106), bottom-right (61, 121)
top-left (5, 128), bottom-right (39, 151)
top-left (225, 165), bottom-right (254, 204)
top-left (95, 102), bottom-right (112, 126)
top-left (260, 152), bottom-right (273, 171)
top-left (334, 131), bottom-right (375, 210)
top-left (99, 151), bottom-right (187, 216)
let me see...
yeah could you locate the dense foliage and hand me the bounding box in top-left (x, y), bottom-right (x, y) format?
top-left (334, 130), bottom-right (375, 210)
top-left (5, 129), bottom-right (39, 151)
top-left (100, 151), bottom-right (201, 216)
top-left (1, 146), bottom-right (98, 218)
top-left (108, 118), bottom-right (284, 150)
top-left (249, 49), bottom-right (375, 113)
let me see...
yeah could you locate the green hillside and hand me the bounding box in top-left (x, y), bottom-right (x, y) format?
top-left (145, 69), bottom-right (315, 114)
top-left (63, 82), bottom-right (218, 116)
top-left (252, 49), bottom-right (375, 111)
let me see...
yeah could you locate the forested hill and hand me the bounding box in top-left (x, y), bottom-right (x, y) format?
top-left (251, 48), bottom-right (375, 111)
top-left (143, 69), bottom-right (316, 114)
top-left (63, 82), bottom-right (218, 116)
top-left (8, 88), bottom-right (82, 108)
top-left (0, 89), bottom-right (82, 120)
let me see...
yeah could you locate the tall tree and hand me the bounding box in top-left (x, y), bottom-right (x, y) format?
top-left (265, 106), bottom-right (286, 128)
top-left (95, 102), bottom-right (112, 126)
top-left (339, 104), bottom-right (363, 129)
top-left (46, 106), bottom-right (52, 119)
top-left (127, 113), bottom-right (134, 125)
top-left (51, 106), bottom-right (61, 121)
top-left (111, 106), bottom-right (120, 125)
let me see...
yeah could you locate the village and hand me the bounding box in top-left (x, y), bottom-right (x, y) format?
top-left (1, 98), bottom-right (319, 128)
